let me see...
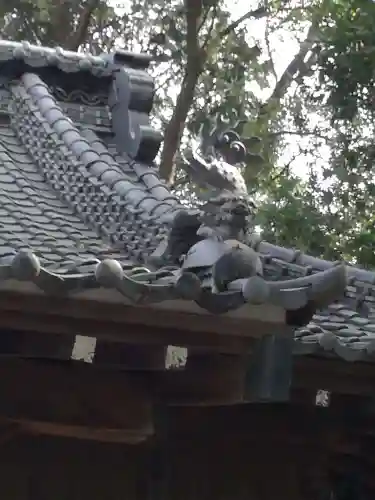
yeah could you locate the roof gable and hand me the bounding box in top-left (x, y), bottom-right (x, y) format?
top-left (0, 41), bottom-right (156, 140)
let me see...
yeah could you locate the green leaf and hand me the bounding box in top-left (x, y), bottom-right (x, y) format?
top-left (244, 136), bottom-right (262, 154)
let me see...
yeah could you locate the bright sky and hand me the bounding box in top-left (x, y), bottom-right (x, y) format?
top-left (227, 0), bottom-right (330, 181)
top-left (109, 0), bottom-right (327, 180)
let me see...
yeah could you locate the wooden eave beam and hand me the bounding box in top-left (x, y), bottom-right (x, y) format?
top-left (6, 420), bottom-right (148, 444)
top-left (0, 358), bottom-right (307, 442)
top-left (292, 356), bottom-right (375, 396)
top-left (0, 288), bottom-right (292, 338)
top-left (0, 358), bottom-right (154, 443)
top-left (0, 312), bottom-right (373, 399)
top-left (0, 307), bottom-right (254, 354)
top-left (0, 357), bottom-right (373, 444)
top-left (0, 292), bottom-right (374, 398)
top-left (0, 316), bottom-right (373, 397)
top-left (0, 358), bottom-right (357, 435)
top-left (156, 353), bottom-right (247, 406)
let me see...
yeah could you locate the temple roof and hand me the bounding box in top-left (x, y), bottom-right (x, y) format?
top-left (0, 39), bottom-right (136, 76)
top-left (0, 41), bottom-right (373, 362)
top-left (256, 242), bottom-right (375, 361)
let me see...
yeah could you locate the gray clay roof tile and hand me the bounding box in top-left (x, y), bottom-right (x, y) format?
top-left (0, 41), bottom-right (374, 362)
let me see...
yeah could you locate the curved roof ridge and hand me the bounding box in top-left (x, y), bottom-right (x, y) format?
top-left (256, 240), bottom-right (375, 286)
top-left (0, 40), bottom-right (112, 76)
top-left (254, 241), bottom-right (375, 362)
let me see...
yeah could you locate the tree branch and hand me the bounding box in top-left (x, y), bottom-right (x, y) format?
top-left (159, 0), bottom-right (204, 184)
top-left (263, 22), bottom-right (320, 113)
top-left (65, 0), bottom-right (101, 51)
top-left (268, 130), bottom-right (330, 142)
top-left (185, 0), bottom-right (204, 63)
top-left (217, 6), bottom-right (268, 38)
top-left (270, 150), bottom-right (302, 183)
top-left (264, 17), bottom-right (277, 84)
top-left (43, 0), bottom-right (75, 47)
top-left (255, 15), bottom-right (323, 131)
top-left (198, 2), bottom-right (217, 34)
top-left (159, 2), bottom-right (271, 184)
top-left (201, 4), bottom-right (219, 51)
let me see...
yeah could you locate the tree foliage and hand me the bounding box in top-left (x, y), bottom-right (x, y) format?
top-left (2, 0), bottom-right (375, 266)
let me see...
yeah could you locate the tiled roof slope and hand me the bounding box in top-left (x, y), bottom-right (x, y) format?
top-left (0, 41), bottom-right (372, 362)
top-left (8, 71), bottom-right (181, 258)
top-left (255, 242), bottom-right (375, 361)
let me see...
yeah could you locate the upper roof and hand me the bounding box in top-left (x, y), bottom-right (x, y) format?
top-left (0, 40), bottom-right (373, 362)
top-left (0, 40), bottom-right (150, 76)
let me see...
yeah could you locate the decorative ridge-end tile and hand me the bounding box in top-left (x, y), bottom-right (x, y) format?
top-left (0, 248), bottom-right (347, 320)
top-left (0, 40), bottom-right (143, 77)
top-left (258, 241), bottom-right (375, 286)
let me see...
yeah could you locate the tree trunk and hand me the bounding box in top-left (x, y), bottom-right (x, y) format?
top-left (65, 0), bottom-right (101, 51)
top-left (159, 0), bottom-right (205, 185)
top-left (260, 20), bottom-right (321, 118)
top-left (159, 66), bottom-right (201, 184)
top-left (253, 19), bottom-right (322, 163)
top-left (44, 0), bottom-right (99, 50)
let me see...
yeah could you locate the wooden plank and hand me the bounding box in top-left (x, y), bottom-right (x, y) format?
top-left (0, 289), bottom-right (292, 338)
top-left (0, 293), bottom-right (374, 397)
top-left (292, 357), bottom-right (375, 395)
top-left (156, 354), bottom-right (247, 406)
top-left (0, 328), bottom-right (75, 360)
top-left (0, 359), bottom-right (154, 443)
top-left (162, 403), bottom-right (337, 437)
top-left (95, 342), bottom-right (187, 370)
top-left (0, 329), bottom-right (186, 370)
top-left (0, 358), bottom-right (333, 442)
top-left (5, 420), bottom-right (148, 444)
top-left (0, 310), bottom-right (254, 354)
top-left (0, 354), bottom-right (248, 416)
top-left (1, 329), bottom-right (375, 400)
top-left (0, 432), bottom-right (145, 499)
top-left (1, 325), bottom-right (375, 398)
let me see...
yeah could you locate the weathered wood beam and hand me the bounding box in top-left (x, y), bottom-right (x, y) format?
top-left (162, 403), bottom-right (338, 438)
top-left (0, 329), bottom-right (188, 370)
top-left (292, 357), bottom-right (375, 396)
top-left (0, 359), bottom-right (154, 443)
top-left (156, 354), bottom-right (247, 406)
top-left (5, 420), bottom-right (148, 444)
top-left (1, 294), bottom-right (375, 398)
top-left (0, 354), bottom-right (247, 416)
top-left (0, 356), bottom-right (369, 448)
top-left (2, 326), bottom-right (375, 399)
top-left (0, 289), bottom-right (292, 337)
top-left (0, 310), bottom-right (253, 354)
top-left (95, 342), bottom-right (188, 370)
top-left (2, 327), bottom-right (375, 400)
top-left (0, 358), bottom-right (329, 443)
top-left (0, 328), bottom-right (75, 360)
